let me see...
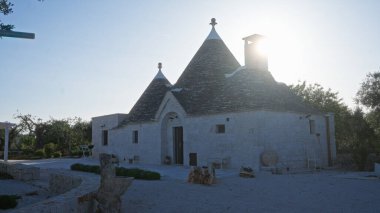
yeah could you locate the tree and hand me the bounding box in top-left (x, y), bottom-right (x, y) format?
top-left (289, 81), bottom-right (353, 152)
top-left (356, 71), bottom-right (380, 110)
top-left (13, 113), bottom-right (91, 156)
top-left (14, 113), bottom-right (46, 149)
top-left (349, 108), bottom-right (377, 170)
top-left (1, 0), bottom-right (42, 32)
top-left (0, 0), bottom-right (14, 30)
top-left (356, 71), bottom-right (380, 155)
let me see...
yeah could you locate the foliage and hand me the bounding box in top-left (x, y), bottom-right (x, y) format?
top-left (116, 167), bottom-right (161, 180)
top-left (70, 146), bottom-right (83, 157)
top-left (52, 151), bottom-right (62, 158)
top-left (10, 113), bottom-right (92, 158)
top-left (0, 0), bottom-right (14, 31)
top-left (349, 108), bottom-right (377, 170)
top-left (34, 149), bottom-right (45, 158)
top-left (71, 163), bottom-right (100, 174)
top-left (356, 71), bottom-right (380, 110)
top-left (289, 81), bottom-right (353, 152)
top-left (356, 71), bottom-right (380, 155)
top-left (0, 195), bottom-right (21, 209)
top-left (43, 142), bottom-right (56, 158)
top-left (18, 135), bottom-right (36, 155)
top-left (366, 109), bottom-right (380, 140)
top-left (70, 163), bottom-right (161, 180)
top-left (0, 0), bottom-right (43, 32)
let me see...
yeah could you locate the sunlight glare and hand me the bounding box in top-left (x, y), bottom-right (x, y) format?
top-left (253, 17), bottom-right (307, 84)
top-left (255, 38), bottom-right (270, 56)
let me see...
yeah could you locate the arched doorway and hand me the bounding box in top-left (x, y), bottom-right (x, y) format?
top-left (161, 112), bottom-right (183, 165)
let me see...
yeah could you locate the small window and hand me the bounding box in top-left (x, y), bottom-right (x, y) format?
top-left (216, 124), bottom-right (225, 134)
top-left (309, 120), bottom-right (315, 134)
top-left (132, 130), bottom-right (139, 143)
top-left (102, 130), bottom-right (108, 146)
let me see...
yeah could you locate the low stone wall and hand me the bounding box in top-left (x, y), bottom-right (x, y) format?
top-left (14, 172), bottom-right (99, 213)
top-left (49, 173), bottom-right (82, 195)
top-left (0, 161), bottom-right (40, 181)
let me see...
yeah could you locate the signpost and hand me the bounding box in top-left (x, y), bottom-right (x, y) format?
top-left (0, 30), bottom-right (35, 39)
top-left (0, 122), bottom-right (15, 162)
top-left (0, 28), bottom-right (34, 160)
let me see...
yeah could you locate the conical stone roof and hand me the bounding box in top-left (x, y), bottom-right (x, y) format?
top-left (128, 65), bottom-right (172, 122)
top-left (173, 22), bottom-right (241, 115)
top-left (125, 19), bottom-right (318, 125)
top-left (172, 19), bottom-right (318, 115)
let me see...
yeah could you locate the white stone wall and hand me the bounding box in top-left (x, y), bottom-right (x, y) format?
top-left (181, 111), bottom-right (333, 170)
top-left (91, 113), bottom-right (127, 158)
top-left (109, 123), bottom-right (162, 164)
top-left (92, 106), bottom-right (336, 170)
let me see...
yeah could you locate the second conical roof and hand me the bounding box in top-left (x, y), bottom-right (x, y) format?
top-left (128, 68), bottom-right (172, 122)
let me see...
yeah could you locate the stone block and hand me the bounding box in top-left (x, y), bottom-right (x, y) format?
top-left (49, 173), bottom-right (82, 195)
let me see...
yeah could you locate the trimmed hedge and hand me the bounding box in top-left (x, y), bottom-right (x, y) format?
top-left (115, 167), bottom-right (161, 180)
top-left (0, 195), bottom-right (21, 209)
top-left (70, 163), bottom-right (161, 180)
top-left (70, 163), bottom-right (100, 174)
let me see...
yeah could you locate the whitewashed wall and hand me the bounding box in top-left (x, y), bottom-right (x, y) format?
top-left (92, 107), bottom-right (336, 170)
top-left (91, 114), bottom-right (127, 158)
top-left (182, 111), bottom-right (335, 170)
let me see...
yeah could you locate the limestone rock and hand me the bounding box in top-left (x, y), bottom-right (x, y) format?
top-left (95, 153), bottom-right (133, 213)
top-left (188, 166), bottom-right (215, 185)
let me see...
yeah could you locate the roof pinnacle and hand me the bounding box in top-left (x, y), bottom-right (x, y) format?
top-left (210, 18), bottom-right (217, 28)
top-left (154, 62), bottom-right (166, 80)
top-left (206, 18), bottom-right (221, 40)
top-left (158, 62), bottom-right (162, 71)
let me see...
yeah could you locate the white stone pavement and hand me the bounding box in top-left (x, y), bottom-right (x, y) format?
top-left (1, 158), bottom-right (380, 213)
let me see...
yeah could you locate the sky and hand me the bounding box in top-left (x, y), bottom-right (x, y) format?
top-left (1, 0), bottom-right (380, 123)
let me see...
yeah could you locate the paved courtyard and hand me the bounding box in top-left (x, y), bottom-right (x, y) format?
top-left (1, 158), bottom-right (380, 213)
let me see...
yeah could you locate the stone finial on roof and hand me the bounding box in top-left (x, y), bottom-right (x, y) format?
top-left (154, 62), bottom-right (166, 80)
top-left (158, 62), bottom-right (162, 71)
top-left (210, 18), bottom-right (217, 27)
top-left (206, 18), bottom-right (221, 40)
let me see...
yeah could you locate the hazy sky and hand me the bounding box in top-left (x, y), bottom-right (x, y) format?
top-left (1, 0), bottom-right (380, 123)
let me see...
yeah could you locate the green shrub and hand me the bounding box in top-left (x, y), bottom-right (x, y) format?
top-left (70, 163), bottom-right (83, 171)
top-left (70, 163), bottom-right (160, 180)
top-left (34, 149), bottom-right (45, 158)
top-left (43, 143), bottom-right (56, 158)
top-left (0, 195), bottom-right (21, 209)
top-left (21, 148), bottom-right (34, 155)
top-left (70, 147), bottom-right (82, 157)
top-left (70, 163), bottom-right (100, 174)
top-left (115, 167), bottom-right (160, 180)
top-left (52, 151), bottom-right (62, 158)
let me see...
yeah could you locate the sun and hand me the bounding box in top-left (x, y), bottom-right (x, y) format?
top-left (255, 37), bottom-right (270, 56)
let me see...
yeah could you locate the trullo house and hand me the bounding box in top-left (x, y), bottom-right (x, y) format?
top-left (92, 19), bottom-right (336, 170)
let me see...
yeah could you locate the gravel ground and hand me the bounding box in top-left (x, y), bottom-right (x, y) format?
top-left (1, 159), bottom-right (379, 213)
top-left (0, 179), bottom-right (49, 212)
top-left (122, 171), bottom-right (380, 213)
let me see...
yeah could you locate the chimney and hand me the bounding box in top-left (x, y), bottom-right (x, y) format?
top-left (243, 34), bottom-right (268, 71)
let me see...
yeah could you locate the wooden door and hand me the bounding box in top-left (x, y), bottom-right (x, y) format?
top-left (173, 126), bottom-right (184, 164)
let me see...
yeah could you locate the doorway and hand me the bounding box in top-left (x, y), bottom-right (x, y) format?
top-left (173, 126), bottom-right (183, 164)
